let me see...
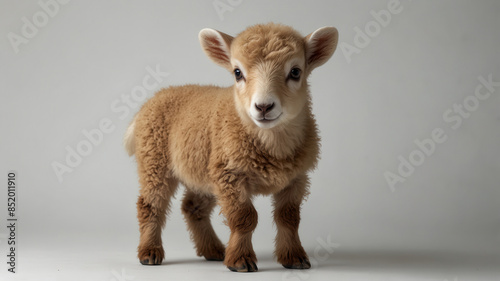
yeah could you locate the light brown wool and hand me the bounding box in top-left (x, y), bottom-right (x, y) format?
top-left (125, 23), bottom-right (338, 272)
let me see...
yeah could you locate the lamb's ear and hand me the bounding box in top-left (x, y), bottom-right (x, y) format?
top-left (199, 28), bottom-right (234, 71)
top-left (305, 27), bottom-right (339, 70)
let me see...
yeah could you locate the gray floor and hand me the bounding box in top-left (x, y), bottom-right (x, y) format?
top-left (14, 249), bottom-right (500, 281)
top-left (9, 232), bottom-right (500, 281)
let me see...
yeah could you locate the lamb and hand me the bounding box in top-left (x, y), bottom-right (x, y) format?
top-left (124, 23), bottom-right (338, 272)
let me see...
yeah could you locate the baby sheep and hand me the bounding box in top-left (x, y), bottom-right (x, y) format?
top-left (124, 23), bottom-right (338, 272)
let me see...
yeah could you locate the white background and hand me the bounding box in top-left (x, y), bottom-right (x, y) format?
top-left (1, 0), bottom-right (499, 280)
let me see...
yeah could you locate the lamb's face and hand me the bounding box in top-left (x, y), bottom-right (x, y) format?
top-left (199, 23), bottom-right (338, 130)
top-left (230, 32), bottom-right (308, 129)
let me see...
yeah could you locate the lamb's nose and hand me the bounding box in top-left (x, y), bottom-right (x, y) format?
top-left (255, 103), bottom-right (275, 114)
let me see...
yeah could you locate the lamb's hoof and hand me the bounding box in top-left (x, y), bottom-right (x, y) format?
top-left (227, 257), bottom-right (258, 272)
top-left (282, 257), bottom-right (311, 269)
top-left (138, 247), bottom-right (164, 265)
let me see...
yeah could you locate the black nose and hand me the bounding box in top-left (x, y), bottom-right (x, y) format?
top-left (255, 103), bottom-right (275, 114)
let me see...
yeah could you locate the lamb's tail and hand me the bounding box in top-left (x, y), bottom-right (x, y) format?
top-left (124, 116), bottom-right (137, 156)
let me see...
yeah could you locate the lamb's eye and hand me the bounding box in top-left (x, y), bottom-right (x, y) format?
top-left (234, 68), bottom-right (244, 81)
top-left (289, 68), bottom-right (301, 81)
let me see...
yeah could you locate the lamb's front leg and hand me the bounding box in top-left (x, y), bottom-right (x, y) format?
top-left (216, 175), bottom-right (258, 272)
top-left (273, 174), bottom-right (311, 269)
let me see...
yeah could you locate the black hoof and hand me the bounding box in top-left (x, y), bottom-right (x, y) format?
top-left (228, 260), bottom-right (258, 272)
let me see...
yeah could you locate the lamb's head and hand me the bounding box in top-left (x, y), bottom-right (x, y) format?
top-left (199, 23), bottom-right (338, 129)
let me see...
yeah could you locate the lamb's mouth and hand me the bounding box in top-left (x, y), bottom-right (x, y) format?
top-left (255, 113), bottom-right (282, 123)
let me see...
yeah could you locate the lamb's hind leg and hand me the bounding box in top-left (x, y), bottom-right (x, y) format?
top-left (181, 189), bottom-right (225, 261)
top-left (136, 159), bottom-right (178, 265)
